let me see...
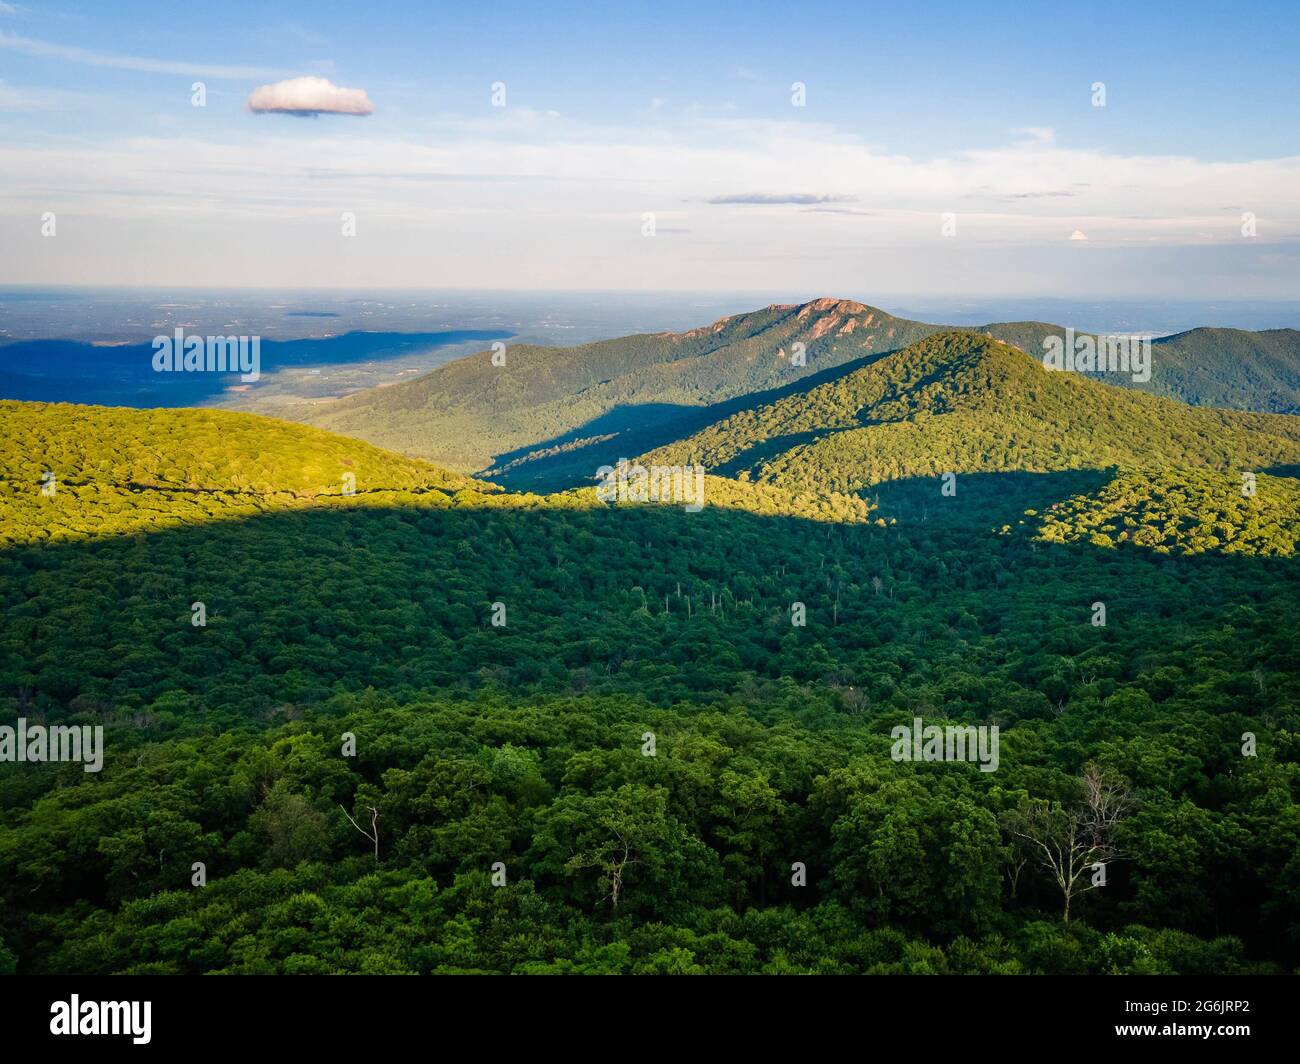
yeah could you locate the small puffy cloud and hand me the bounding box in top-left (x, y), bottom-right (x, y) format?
top-left (247, 76), bottom-right (373, 117)
top-left (1069, 229), bottom-right (1089, 240)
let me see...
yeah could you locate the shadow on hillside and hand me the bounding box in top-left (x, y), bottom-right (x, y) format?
top-left (487, 402), bottom-right (700, 469)
top-left (867, 469), bottom-right (1118, 529)
top-left (1262, 464), bottom-right (1300, 480)
top-left (2, 465), bottom-right (1296, 724)
top-left (481, 350), bottom-right (905, 491)
top-left (711, 434), bottom-right (829, 478)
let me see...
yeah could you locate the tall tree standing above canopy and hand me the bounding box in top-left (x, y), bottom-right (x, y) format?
top-left (1006, 765), bottom-right (1133, 924)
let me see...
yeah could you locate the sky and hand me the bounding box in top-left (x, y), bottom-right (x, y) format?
top-left (1, 0), bottom-right (1298, 298)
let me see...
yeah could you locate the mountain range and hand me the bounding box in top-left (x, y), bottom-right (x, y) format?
top-left (285, 298), bottom-right (1300, 491)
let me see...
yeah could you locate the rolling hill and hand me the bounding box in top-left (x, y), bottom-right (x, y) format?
top-left (1144, 327), bottom-right (1300, 412)
top-left (0, 400), bottom-right (879, 548)
top-left (0, 400), bottom-right (497, 546)
top-left (974, 323), bottom-right (1300, 414)
top-left (641, 331), bottom-right (1300, 496)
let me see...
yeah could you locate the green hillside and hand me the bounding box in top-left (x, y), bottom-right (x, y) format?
top-left (1033, 468), bottom-right (1300, 556)
top-left (644, 332), bottom-right (1300, 495)
top-left (976, 321), bottom-right (1068, 354)
top-left (0, 400), bottom-right (498, 545)
top-left (977, 324), bottom-right (1300, 413)
top-left (0, 400), bottom-right (485, 498)
top-left (1143, 328), bottom-right (1300, 413)
top-left (0, 399), bottom-right (880, 549)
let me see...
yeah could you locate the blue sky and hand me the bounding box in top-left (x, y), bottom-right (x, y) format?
top-left (2, 0), bottom-right (1298, 296)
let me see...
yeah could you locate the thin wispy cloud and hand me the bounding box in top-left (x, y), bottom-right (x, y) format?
top-left (706, 193), bottom-right (858, 205)
top-left (252, 20), bottom-right (331, 49)
top-left (0, 31), bottom-right (277, 78)
top-left (0, 77), bottom-right (48, 110)
top-left (970, 190), bottom-right (1079, 201)
top-left (803, 205), bottom-right (876, 216)
top-left (247, 76), bottom-right (373, 117)
top-left (1012, 126), bottom-right (1056, 145)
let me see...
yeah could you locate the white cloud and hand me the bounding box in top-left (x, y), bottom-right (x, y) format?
top-left (247, 76), bottom-right (373, 117)
top-left (1069, 229), bottom-right (1089, 240)
top-left (0, 31), bottom-right (275, 78)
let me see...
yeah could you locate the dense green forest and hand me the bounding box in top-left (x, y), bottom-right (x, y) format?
top-left (1144, 328), bottom-right (1300, 413)
top-left (2, 330), bottom-right (1299, 974)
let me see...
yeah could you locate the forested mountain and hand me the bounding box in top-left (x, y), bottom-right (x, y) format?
top-left (1035, 468), bottom-right (1300, 556)
top-left (3, 379), bottom-right (1299, 974)
top-left (976, 324), bottom-right (1300, 414)
top-left (289, 301), bottom-right (1300, 490)
top-left (642, 331), bottom-right (1300, 494)
top-left (298, 298), bottom-right (940, 483)
top-left (1144, 328), bottom-right (1300, 413)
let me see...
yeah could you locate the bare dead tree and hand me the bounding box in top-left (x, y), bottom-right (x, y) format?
top-left (340, 803), bottom-right (380, 861)
top-left (567, 827), bottom-right (638, 911)
top-left (1005, 764), bottom-right (1132, 923)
